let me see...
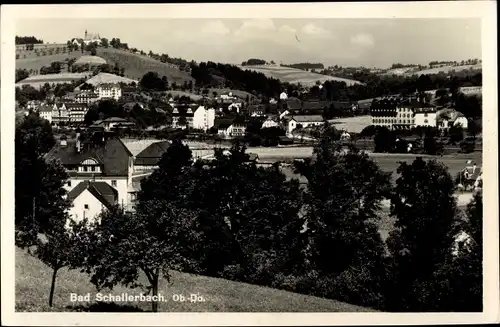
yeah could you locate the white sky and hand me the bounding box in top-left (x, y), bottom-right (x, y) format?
top-left (16, 18), bottom-right (481, 68)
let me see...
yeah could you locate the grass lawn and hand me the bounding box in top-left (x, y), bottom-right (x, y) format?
top-left (15, 247), bottom-right (375, 312)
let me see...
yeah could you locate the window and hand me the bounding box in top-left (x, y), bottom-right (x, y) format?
top-left (424, 113), bottom-right (428, 117)
top-left (111, 180), bottom-right (117, 187)
top-left (91, 166), bottom-right (95, 172)
top-left (67, 181), bottom-right (71, 187)
top-left (83, 166), bottom-right (88, 172)
top-left (424, 119), bottom-right (428, 124)
top-left (84, 204), bottom-right (89, 209)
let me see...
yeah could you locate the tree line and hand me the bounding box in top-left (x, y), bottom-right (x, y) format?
top-left (16, 116), bottom-right (482, 312)
top-left (190, 61), bottom-right (282, 98)
top-left (241, 58), bottom-right (267, 66)
top-left (281, 62), bottom-right (325, 70)
top-left (16, 36), bottom-right (43, 45)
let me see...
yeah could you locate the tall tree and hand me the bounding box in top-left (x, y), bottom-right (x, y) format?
top-left (294, 123), bottom-right (392, 308)
top-left (191, 142), bottom-right (306, 280)
top-left (75, 204), bottom-right (201, 312)
top-left (386, 158), bottom-right (458, 311)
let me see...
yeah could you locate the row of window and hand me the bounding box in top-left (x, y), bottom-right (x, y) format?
top-left (67, 180), bottom-right (117, 187)
top-left (373, 118), bottom-right (415, 124)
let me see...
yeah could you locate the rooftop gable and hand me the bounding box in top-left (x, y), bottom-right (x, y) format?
top-left (45, 136), bottom-right (132, 176)
top-left (67, 181), bottom-right (118, 209)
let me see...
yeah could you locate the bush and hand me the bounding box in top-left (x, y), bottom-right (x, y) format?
top-left (460, 139), bottom-right (475, 153)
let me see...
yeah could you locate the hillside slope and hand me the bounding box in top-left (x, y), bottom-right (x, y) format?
top-left (97, 48), bottom-right (193, 84)
top-left (15, 246), bottom-right (374, 312)
top-left (15, 51), bottom-right (83, 72)
top-left (237, 65), bottom-right (363, 87)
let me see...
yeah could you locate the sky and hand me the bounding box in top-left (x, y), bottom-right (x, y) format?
top-left (16, 18), bottom-right (481, 68)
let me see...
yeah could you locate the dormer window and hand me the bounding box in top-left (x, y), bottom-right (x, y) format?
top-left (79, 158), bottom-right (101, 173)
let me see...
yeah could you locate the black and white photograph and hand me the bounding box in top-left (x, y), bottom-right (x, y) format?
top-left (1, 2), bottom-right (498, 326)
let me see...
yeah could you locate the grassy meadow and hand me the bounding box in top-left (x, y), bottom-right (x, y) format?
top-left (15, 247), bottom-right (375, 312)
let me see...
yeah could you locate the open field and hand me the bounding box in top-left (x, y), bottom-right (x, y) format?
top-left (15, 247), bottom-right (374, 312)
top-left (75, 72), bottom-right (137, 89)
top-left (16, 51), bottom-right (83, 72)
top-left (328, 115), bottom-right (372, 133)
top-left (236, 65), bottom-right (363, 87)
top-left (97, 48), bottom-right (193, 83)
top-left (16, 73), bottom-right (91, 89)
top-left (253, 148), bottom-right (481, 181)
top-left (74, 55), bottom-right (107, 65)
top-left (406, 64), bottom-right (482, 76)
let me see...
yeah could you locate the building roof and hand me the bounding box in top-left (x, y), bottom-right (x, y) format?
top-left (291, 115), bottom-right (324, 123)
top-left (414, 107), bottom-right (437, 114)
top-left (135, 141), bottom-right (171, 166)
top-left (38, 105), bottom-right (53, 113)
top-left (64, 103), bottom-right (89, 110)
top-left (215, 118), bottom-right (234, 130)
top-left (45, 136), bottom-right (133, 176)
top-left (67, 181), bottom-right (118, 209)
top-left (97, 83), bottom-right (120, 89)
top-left (102, 117), bottom-right (130, 123)
top-left (286, 98), bottom-right (302, 110)
top-left (371, 98), bottom-right (400, 109)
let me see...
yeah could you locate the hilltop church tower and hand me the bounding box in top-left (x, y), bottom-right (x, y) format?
top-left (85, 29), bottom-right (88, 39)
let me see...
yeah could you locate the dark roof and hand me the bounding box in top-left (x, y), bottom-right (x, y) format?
top-left (215, 118), bottom-right (234, 129)
top-left (45, 136), bottom-right (133, 177)
top-left (63, 103), bottom-right (88, 110)
top-left (371, 98), bottom-right (400, 110)
top-left (102, 117), bottom-right (129, 123)
top-left (135, 141), bottom-right (171, 166)
top-left (332, 101), bottom-right (355, 110)
top-left (302, 101), bottom-right (329, 111)
top-left (67, 181), bottom-right (118, 209)
top-left (292, 115), bottom-right (324, 123)
top-left (286, 98), bottom-right (302, 110)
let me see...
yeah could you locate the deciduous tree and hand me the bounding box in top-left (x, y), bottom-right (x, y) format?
top-left (386, 158), bottom-right (458, 310)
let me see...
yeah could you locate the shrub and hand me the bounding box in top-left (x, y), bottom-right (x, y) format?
top-left (460, 139), bottom-right (475, 153)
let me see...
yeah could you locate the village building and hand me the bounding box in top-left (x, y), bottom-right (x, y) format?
top-left (75, 90), bottom-right (99, 105)
top-left (192, 105), bottom-right (216, 131)
top-left (215, 118), bottom-right (247, 139)
top-left (133, 141), bottom-right (171, 172)
top-left (287, 115), bottom-right (324, 134)
top-left (370, 98), bottom-right (399, 129)
top-left (51, 103), bottom-right (70, 125)
top-left (90, 117), bottom-right (136, 131)
top-left (38, 105), bottom-right (53, 124)
top-left (45, 133), bottom-right (135, 220)
top-left (261, 116), bottom-right (280, 129)
top-left (96, 83), bottom-right (122, 101)
top-left (436, 108), bottom-right (469, 130)
top-left (171, 105), bottom-right (195, 129)
top-left (414, 106), bottom-right (438, 127)
top-left (66, 103), bottom-right (89, 124)
top-left (67, 181), bottom-right (118, 223)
